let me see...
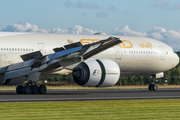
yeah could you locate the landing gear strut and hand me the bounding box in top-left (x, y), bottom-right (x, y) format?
top-left (16, 81), bottom-right (47, 94)
top-left (148, 75), bottom-right (158, 91)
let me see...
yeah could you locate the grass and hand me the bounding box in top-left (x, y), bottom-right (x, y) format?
top-left (0, 99), bottom-right (180, 120)
top-left (1, 85), bottom-right (180, 91)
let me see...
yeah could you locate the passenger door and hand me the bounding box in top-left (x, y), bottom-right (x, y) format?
top-left (114, 46), bottom-right (122, 59)
top-left (38, 43), bottom-right (46, 55)
top-left (159, 46), bottom-right (166, 60)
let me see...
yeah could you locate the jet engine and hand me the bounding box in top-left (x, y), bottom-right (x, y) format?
top-left (72, 58), bottom-right (120, 87)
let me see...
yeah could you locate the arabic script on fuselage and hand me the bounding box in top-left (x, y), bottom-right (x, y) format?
top-left (139, 42), bottom-right (153, 49)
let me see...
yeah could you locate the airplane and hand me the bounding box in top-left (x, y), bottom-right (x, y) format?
top-left (0, 32), bottom-right (179, 94)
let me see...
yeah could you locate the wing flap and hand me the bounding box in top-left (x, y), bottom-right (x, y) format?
top-left (6, 59), bottom-right (34, 71)
top-left (21, 51), bottom-right (43, 61)
top-left (4, 67), bottom-right (31, 80)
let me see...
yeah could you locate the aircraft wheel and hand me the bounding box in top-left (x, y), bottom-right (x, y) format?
top-left (16, 85), bottom-right (24, 94)
top-left (148, 84), bottom-right (153, 91)
top-left (153, 84), bottom-right (158, 91)
top-left (23, 85), bottom-right (32, 94)
top-left (39, 85), bottom-right (47, 94)
top-left (32, 85), bottom-right (39, 94)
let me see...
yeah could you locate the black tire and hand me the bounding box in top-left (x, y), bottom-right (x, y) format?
top-left (148, 84), bottom-right (153, 91)
top-left (16, 85), bottom-right (24, 94)
top-left (39, 85), bottom-right (47, 94)
top-left (153, 84), bottom-right (158, 91)
top-left (23, 85), bottom-right (32, 94)
top-left (32, 85), bottom-right (39, 94)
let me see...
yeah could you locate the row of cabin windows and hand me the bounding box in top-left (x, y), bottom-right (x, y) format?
top-left (1, 48), bottom-right (34, 52)
top-left (124, 50), bottom-right (160, 54)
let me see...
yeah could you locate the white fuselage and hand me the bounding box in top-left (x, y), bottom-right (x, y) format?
top-left (0, 32), bottom-right (179, 76)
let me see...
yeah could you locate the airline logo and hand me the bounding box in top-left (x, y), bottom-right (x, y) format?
top-left (92, 69), bottom-right (100, 76)
top-left (67, 39), bottom-right (155, 49)
top-left (79, 39), bottom-right (133, 48)
top-left (139, 42), bottom-right (153, 49)
top-left (67, 38), bottom-right (133, 48)
top-left (118, 40), bottom-right (132, 48)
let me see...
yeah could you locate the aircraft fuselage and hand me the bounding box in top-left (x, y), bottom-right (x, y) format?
top-left (0, 32), bottom-right (178, 78)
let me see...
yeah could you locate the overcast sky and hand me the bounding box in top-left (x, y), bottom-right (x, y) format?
top-left (0, 0), bottom-right (180, 51)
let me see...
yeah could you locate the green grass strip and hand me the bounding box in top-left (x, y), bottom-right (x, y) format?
top-left (0, 99), bottom-right (180, 120)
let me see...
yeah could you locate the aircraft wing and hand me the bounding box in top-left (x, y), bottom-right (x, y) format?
top-left (1, 36), bottom-right (121, 85)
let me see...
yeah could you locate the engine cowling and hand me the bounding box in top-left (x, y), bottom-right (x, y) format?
top-left (72, 58), bottom-right (120, 87)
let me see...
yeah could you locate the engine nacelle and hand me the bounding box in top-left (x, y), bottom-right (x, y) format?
top-left (72, 58), bottom-right (120, 87)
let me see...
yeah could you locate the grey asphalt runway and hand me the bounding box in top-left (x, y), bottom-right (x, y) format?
top-left (0, 89), bottom-right (180, 102)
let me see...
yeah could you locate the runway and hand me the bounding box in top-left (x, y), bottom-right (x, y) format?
top-left (0, 89), bottom-right (180, 102)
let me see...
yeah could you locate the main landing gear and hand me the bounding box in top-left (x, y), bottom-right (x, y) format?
top-left (16, 81), bottom-right (46, 94)
top-left (148, 84), bottom-right (158, 91)
top-left (148, 75), bottom-right (158, 91)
